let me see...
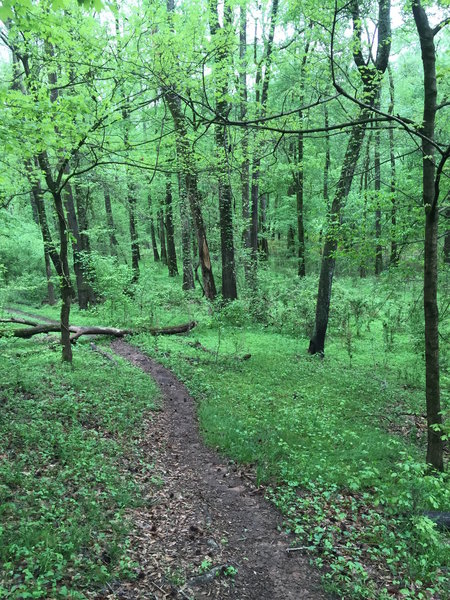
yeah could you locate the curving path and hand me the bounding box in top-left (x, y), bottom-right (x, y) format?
top-left (110, 339), bottom-right (329, 600)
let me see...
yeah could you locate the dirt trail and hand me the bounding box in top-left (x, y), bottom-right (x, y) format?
top-left (110, 339), bottom-right (329, 600)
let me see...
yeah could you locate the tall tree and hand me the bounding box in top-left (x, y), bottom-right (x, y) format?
top-left (165, 178), bottom-right (178, 277)
top-left (309, 0), bottom-right (391, 355)
top-left (411, 0), bottom-right (449, 472)
top-left (209, 0), bottom-right (237, 300)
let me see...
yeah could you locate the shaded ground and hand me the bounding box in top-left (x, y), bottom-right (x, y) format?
top-left (109, 339), bottom-right (328, 600)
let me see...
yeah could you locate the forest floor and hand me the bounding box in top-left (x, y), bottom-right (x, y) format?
top-left (108, 339), bottom-right (328, 600)
top-left (2, 276), bottom-right (449, 600)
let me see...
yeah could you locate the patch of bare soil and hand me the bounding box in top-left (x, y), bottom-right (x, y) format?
top-left (108, 340), bottom-right (328, 600)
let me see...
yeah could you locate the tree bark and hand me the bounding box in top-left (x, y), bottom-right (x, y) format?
top-left (64, 179), bottom-right (95, 309)
top-left (165, 92), bottom-right (217, 300)
top-left (1, 320), bottom-right (197, 341)
top-left (128, 181), bottom-right (140, 284)
top-left (259, 193), bottom-right (269, 260)
top-left (165, 178), bottom-right (179, 277)
top-left (388, 67), bottom-right (399, 267)
top-left (309, 115), bottom-right (369, 355)
top-left (104, 186), bottom-right (119, 253)
top-left (210, 0), bottom-right (237, 300)
top-left (158, 207), bottom-right (168, 265)
top-left (309, 0), bottom-right (391, 355)
top-left (297, 129), bottom-right (306, 277)
top-left (28, 171), bottom-right (57, 304)
top-left (443, 209), bottom-right (450, 265)
top-left (240, 2), bottom-right (251, 254)
top-left (412, 1), bottom-right (444, 471)
top-left (148, 193), bottom-right (160, 262)
top-left (178, 174), bottom-right (195, 290)
top-left (374, 92), bottom-right (383, 276)
top-left (75, 183), bottom-right (97, 306)
top-left (249, 0), bottom-right (279, 273)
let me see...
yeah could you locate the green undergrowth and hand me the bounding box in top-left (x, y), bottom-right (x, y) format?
top-left (133, 325), bottom-right (449, 598)
top-left (0, 337), bottom-right (159, 599)
top-left (3, 263), bottom-right (449, 599)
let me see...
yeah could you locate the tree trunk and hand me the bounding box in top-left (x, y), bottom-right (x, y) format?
top-left (75, 184), bottom-right (96, 306)
top-left (359, 138), bottom-right (371, 279)
top-left (29, 177), bottom-right (56, 305)
top-left (374, 93), bottom-right (383, 276)
top-left (259, 193), bottom-right (269, 260)
top-left (158, 208), bottom-right (168, 265)
top-left (164, 92), bottom-right (216, 300)
top-left (64, 180), bottom-right (94, 309)
top-left (287, 225), bottom-right (295, 255)
top-left (178, 174), bottom-right (195, 290)
top-left (240, 2), bottom-right (251, 253)
top-left (210, 0), bottom-right (238, 300)
top-left (412, 1), bottom-right (444, 471)
top-left (249, 0), bottom-right (279, 275)
top-left (388, 66), bottom-right (399, 267)
top-left (297, 129), bottom-right (306, 276)
top-left (128, 181), bottom-right (140, 284)
top-left (148, 193), bottom-right (160, 262)
top-left (443, 210), bottom-right (450, 265)
top-left (52, 184), bottom-right (73, 362)
top-left (104, 186), bottom-right (118, 253)
top-left (309, 113), bottom-right (370, 355)
top-left (323, 104), bottom-right (330, 208)
top-left (44, 248), bottom-right (56, 305)
top-left (165, 179), bottom-right (179, 277)
top-left (309, 0), bottom-right (391, 355)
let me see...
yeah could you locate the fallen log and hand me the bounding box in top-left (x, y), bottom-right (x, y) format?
top-left (0, 317), bottom-right (39, 326)
top-left (0, 321), bottom-right (197, 342)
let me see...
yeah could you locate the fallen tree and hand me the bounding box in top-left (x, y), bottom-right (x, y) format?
top-left (0, 320), bottom-right (197, 343)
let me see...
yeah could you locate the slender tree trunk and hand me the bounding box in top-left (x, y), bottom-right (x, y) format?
top-left (323, 104), bottom-right (330, 208)
top-left (443, 209), bottom-right (450, 265)
top-left (249, 0), bottom-right (279, 275)
top-left (287, 225), bottom-right (295, 255)
top-left (178, 174), bottom-right (194, 290)
top-left (165, 178), bottom-right (179, 277)
top-left (165, 0), bottom-right (216, 300)
top-left (64, 180), bottom-right (94, 309)
top-left (29, 181), bottom-right (56, 305)
top-left (165, 92), bottom-right (216, 300)
top-left (297, 129), bottom-right (306, 276)
top-left (104, 186), bottom-right (118, 254)
top-left (127, 181), bottom-right (140, 283)
top-left (359, 138), bottom-right (371, 278)
top-left (148, 193), bottom-right (160, 262)
top-left (210, 0), bottom-right (237, 300)
top-left (240, 2), bottom-right (251, 253)
top-left (374, 93), bottom-right (383, 276)
top-left (309, 0), bottom-right (391, 355)
top-left (309, 113), bottom-right (370, 355)
top-left (259, 193), bottom-right (269, 260)
top-left (52, 184), bottom-right (73, 363)
top-left (412, 1), bottom-right (444, 471)
top-left (75, 184), bottom-right (96, 305)
top-left (158, 208), bottom-right (168, 266)
top-left (388, 67), bottom-right (399, 266)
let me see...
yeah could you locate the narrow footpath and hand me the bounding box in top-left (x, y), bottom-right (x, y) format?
top-left (110, 340), bottom-right (329, 600)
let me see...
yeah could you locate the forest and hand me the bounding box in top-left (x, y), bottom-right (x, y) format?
top-left (0, 0), bottom-right (449, 598)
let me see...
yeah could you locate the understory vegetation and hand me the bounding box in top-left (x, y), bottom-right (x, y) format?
top-left (0, 333), bottom-right (159, 599)
top-left (1, 260), bottom-right (448, 599)
top-left (1, 0), bottom-right (449, 598)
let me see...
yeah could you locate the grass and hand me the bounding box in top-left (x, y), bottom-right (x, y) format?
top-left (1, 258), bottom-right (449, 599)
top-left (132, 318), bottom-right (449, 598)
top-left (0, 335), bottom-right (159, 599)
